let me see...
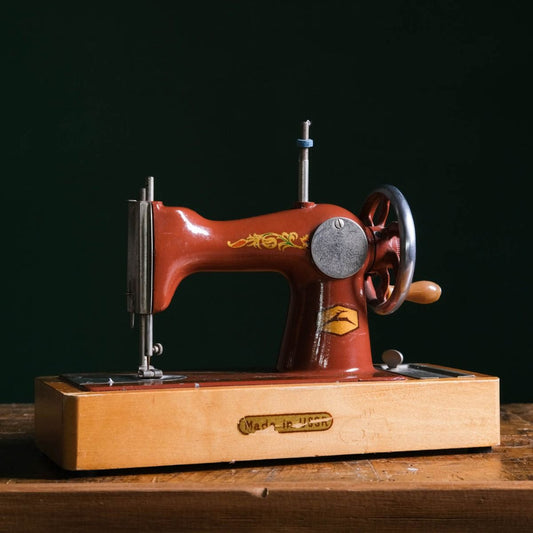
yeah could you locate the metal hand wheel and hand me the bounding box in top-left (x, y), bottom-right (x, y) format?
top-left (359, 185), bottom-right (416, 315)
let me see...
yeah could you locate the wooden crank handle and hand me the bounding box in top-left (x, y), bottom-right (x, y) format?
top-left (388, 280), bottom-right (442, 304)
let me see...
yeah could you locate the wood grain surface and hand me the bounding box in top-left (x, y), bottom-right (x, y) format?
top-left (1, 403), bottom-right (531, 532)
top-left (34, 373), bottom-right (500, 470)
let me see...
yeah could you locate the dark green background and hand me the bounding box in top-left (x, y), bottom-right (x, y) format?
top-left (5, 2), bottom-right (531, 403)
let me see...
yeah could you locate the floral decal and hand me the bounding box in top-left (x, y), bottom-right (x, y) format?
top-left (227, 232), bottom-right (309, 250)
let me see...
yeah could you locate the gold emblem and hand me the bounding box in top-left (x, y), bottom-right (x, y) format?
top-left (227, 232), bottom-right (309, 250)
top-left (238, 412), bottom-right (333, 435)
top-left (319, 305), bottom-right (359, 336)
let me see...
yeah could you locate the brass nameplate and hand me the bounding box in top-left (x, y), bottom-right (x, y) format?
top-left (238, 412), bottom-right (333, 435)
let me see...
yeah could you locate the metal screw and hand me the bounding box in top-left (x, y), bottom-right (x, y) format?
top-left (334, 218), bottom-right (345, 229)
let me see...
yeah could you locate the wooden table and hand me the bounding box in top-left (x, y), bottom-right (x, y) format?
top-left (1, 404), bottom-right (531, 532)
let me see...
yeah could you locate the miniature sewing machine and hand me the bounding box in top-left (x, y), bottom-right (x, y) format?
top-left (35, 122), bottom-right (499, 470)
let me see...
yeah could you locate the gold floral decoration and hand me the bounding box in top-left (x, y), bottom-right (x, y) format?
top-left (227, 232), bottom-right (309, 250)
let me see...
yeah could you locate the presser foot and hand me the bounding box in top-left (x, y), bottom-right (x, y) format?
top-left (137, 365), bottom-right (163, 379)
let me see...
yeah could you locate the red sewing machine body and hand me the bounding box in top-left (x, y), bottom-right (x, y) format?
top-left (152, 202), bottom-right (378, 375)
top-left (125, 120), bottom-right (437, 381)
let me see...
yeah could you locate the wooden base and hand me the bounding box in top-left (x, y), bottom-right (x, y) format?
top-left (34, 367), bottom-right (500, 471)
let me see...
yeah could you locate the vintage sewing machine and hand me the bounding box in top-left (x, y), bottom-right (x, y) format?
top-left (35, 122), bottom-right (499, 470)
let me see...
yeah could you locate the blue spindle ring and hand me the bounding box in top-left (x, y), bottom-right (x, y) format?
top-left (296, 139), bottom-right (314, 148)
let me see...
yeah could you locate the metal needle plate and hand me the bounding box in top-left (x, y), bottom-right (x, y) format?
top-left (374, 364), bottom-right (475, 380)
top-left (61, 373), bottom-right (187, 387)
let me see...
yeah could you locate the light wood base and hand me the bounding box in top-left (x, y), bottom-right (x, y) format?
top-left (34, 367), bottom-right (500, 471)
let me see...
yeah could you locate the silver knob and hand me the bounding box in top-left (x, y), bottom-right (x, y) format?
top-left (382, 349), bottom-right (404, 369)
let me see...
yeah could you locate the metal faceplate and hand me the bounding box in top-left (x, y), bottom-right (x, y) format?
top-left (126, 199), bottom-right (153, 315)
top-left (311, 217), bottom-right (368, 279)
